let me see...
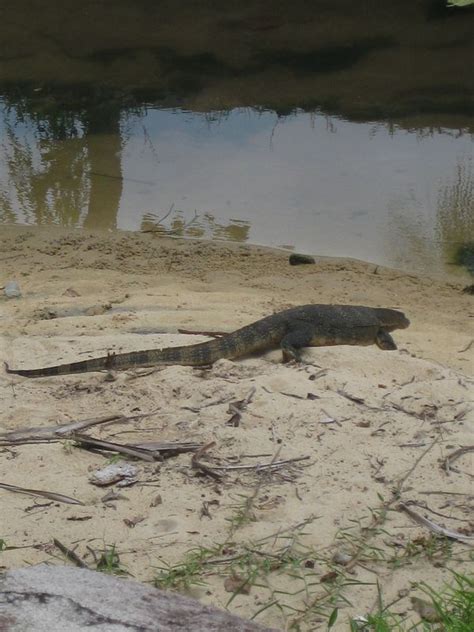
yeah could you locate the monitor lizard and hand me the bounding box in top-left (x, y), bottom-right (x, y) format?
top-left (5, 304), bottom-right (409, 378)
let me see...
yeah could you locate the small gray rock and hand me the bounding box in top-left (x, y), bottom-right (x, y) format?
top-left (4, 281), bottom-right (21, 298)
top-left (332, 550), bottom-right (353, 566)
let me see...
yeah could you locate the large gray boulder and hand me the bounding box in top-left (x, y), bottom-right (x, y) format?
top-left (0, 565), bottom-right (277, 632)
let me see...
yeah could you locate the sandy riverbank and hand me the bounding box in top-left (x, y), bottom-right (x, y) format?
top-left (0, 225), bottom-right (472, 631)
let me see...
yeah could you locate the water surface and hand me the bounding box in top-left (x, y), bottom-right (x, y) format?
top-left (0, 0), bottom-right (473, 279)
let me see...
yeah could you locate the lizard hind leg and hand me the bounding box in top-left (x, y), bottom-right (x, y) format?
top-left (280, 325), bottom-right (315, 363)
top-left (376, 329), bottom-right (397, 350)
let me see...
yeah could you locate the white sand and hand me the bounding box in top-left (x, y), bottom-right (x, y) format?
top-left (1, 225), bottom-right (472, 631)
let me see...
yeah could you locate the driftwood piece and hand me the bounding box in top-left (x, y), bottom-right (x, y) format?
top-left (0, 414), bottom-right (128, 446)
top-left (0, 565), bottom-right (276, 631)
top-left (0, 414), bottom-right (202, 460)
top-left (74, 436), bottom-right (202, 461)
top-left (70, 434), bottom-right (157, 462)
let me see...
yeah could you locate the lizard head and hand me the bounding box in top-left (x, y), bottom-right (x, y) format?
top-left (374, 308), bottom-right (410, 331)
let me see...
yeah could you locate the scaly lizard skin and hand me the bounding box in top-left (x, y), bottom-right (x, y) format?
top-left (5, 304), bottom-right (409, 378)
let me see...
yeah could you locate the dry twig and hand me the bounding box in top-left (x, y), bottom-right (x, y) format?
top-left (226, 387), bottom-right (256, 426)
top-left (0, 414), bottom-right (144, 446)
top-left (459, 339), bottom-right (474, 353)
top-left (399, 502), bottom-right (474, 545)
top-left (70, 434), bottom-right (157, 462)
top-left (191, 442), bottom-right (223, 480)
top-left (141, 203), bottom-right (175, 233)
top-left (53, 538), bottom-right (89, 568)
top-left (442, 445), bottom-right (474, 476)
top-left (212, 455), bottom-right (310, 472)
top-left (0, 482), bottom-right (83, 505)
top-left (395, 438), bottom-right (439, 493)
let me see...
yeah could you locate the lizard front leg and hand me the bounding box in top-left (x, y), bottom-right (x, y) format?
top-left (375, 329), bottom-right (397, 350)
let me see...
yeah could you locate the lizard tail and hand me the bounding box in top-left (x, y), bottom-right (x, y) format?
top-left (4, 315), bottom-right (284, 378)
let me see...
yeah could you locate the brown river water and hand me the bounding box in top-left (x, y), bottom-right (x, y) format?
top-left (0, 0), bottom-right (473, 279)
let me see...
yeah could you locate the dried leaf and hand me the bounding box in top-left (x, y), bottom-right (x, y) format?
top-left (150, 494), bottom-right (163, 507)
top-left (123, 515), bottom-right (145, 528)
top-left (411, 597), bottom-right (441, 623)
top-left (224, 575), bottom-right (251, 595)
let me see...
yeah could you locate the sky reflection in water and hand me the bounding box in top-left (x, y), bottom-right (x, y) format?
top-left (1, 105), bottom-right (473, 278)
